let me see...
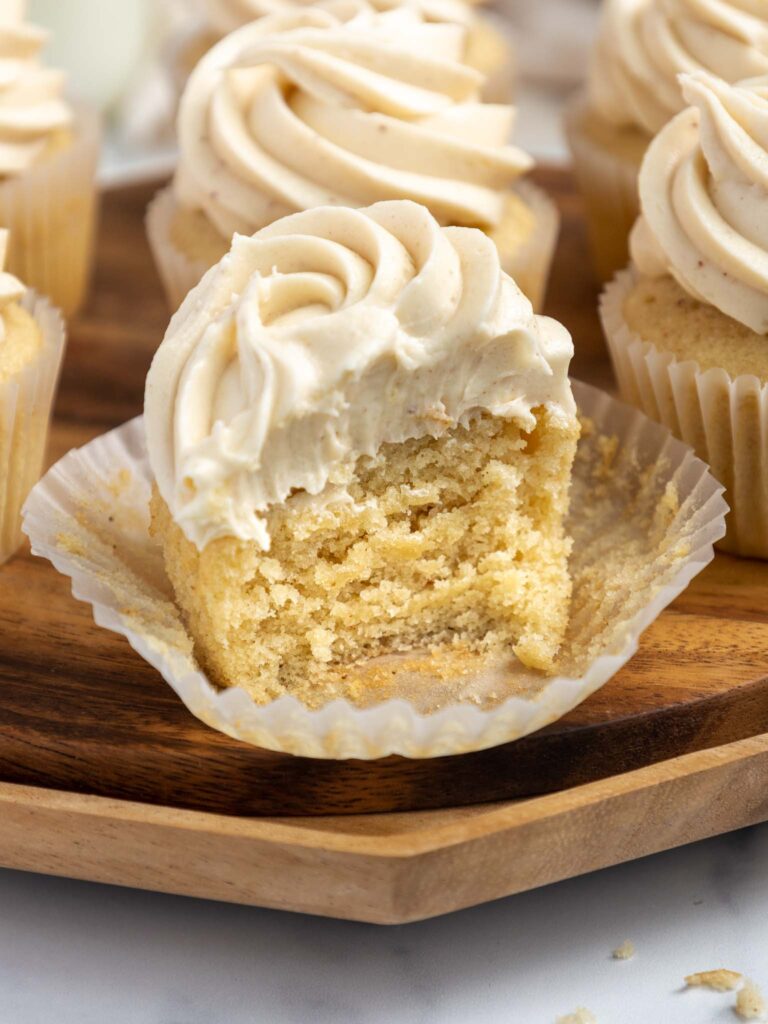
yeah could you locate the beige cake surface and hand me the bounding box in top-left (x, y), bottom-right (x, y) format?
top-left (624, 274), bottom-right (768, 382)
top-left (151, 407), bottom-right (578, 705)
top-left (0, 302), bottom-right (42, 381)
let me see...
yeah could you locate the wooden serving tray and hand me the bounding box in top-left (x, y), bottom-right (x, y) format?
top-left (1, 171), bottom-right (767, 923)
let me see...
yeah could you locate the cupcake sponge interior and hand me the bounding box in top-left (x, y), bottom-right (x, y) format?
top-left (150, 407), bottom-right (578, 705)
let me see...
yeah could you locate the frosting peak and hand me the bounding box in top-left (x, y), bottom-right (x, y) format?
top-left (0, 2), bottom-right (72, 176)
top-left (588, 0), bottom-right (768, 135)
top-left (145, 200), bottom-right (575, 550)
top-left (175, 4), bottom-right (530, 240)
top-left (631, 71), bottom-right (768, 332)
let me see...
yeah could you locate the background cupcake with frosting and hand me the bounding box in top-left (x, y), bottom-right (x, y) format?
top-left (601, 70), bottom-right (768, 558)
top-left (0, 2), bottom-right (101, 315)
top-left (178, 0), bottom-right (515, 103)
top-left (566, 0), bottom-right (768, 284)
top-left (148, 3), bottom-right (553, 312)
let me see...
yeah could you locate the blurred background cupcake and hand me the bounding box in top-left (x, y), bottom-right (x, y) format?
top-left (147, 4), bottom-right (556, 312)
top-left (0, 229), bottom-right (65, 564)
top-left (566, 0), bottom-right (768, 285)
top-left (600, 72), bottom-right (768, 558)
top-left (0, 1), bottom-right (103, 316)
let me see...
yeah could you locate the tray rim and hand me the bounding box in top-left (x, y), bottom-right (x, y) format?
top-left (3, 730), bottom-right (768, 923)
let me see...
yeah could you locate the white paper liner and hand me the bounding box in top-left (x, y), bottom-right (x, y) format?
top-left (564, 91), bottom-right (649, 285)
top-left (602, 268), bottom-right (768, 558)
top-left (22, 382), bottom-right (726, 759)
top-left (500, 179), bottom-right (559, 312)
top-left (0, 105), bottom-right (101, 317)
top-left (146, 184), bottom-right (216, 312)
top-left (0, 292), bottom-right (66, 564)
top-left (148, 181), bottom-right (558, 315)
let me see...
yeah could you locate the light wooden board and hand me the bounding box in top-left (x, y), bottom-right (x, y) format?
top-left (0, 171), bottom-right (766, 920)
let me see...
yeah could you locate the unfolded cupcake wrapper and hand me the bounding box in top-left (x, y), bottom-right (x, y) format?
top-left (22, 381), bottom-right (726, 759)
top-left (0, 105), bottom-right (101, 317)
top-left (602, 268), bottom-right (768, 558)
top-left (0, 293), bottom-right (66, 564)
top-left (148, 181), bottom-right (559, 315)
top-left (504, 179), bottom-right (559, 312)
top-left (146, 185), bottom-right (213, 312)
top-left (563, 91), bottom-right (647, 285)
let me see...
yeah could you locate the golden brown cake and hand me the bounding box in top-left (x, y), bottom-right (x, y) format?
top-left (145, 201), bottom-right (579, 702)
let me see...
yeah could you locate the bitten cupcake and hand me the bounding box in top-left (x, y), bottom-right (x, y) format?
top-left (601, 72), bottom-right (768, 558)
top-left (0, 3), bottom-right (101, 315)
top-left (0, 230), bottom-right (65, 564)
top-left (186, 0), bottom-right (514, 102)
top-left (148, 5), bottom-right (551, 313)
top-left (145, 200), bottom-right (579, 701)
top-left (566, 0), bottom-right (768, 284)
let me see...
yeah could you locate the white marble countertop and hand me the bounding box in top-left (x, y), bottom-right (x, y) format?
top-left (2, 822), bottom-right (767, 1023)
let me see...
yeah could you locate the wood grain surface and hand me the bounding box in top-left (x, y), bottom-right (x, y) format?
top-left (1, 170), bottom-right (767, 819)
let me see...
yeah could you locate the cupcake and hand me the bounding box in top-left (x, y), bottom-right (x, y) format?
top-left (601, 71), bottom-right (768, 558)
top-left (566, 0), bottom-right (768, 284)
top-left (148, 5), bottom-right (551, 313)
top-left (0, 3), bottom-right (101, 316)
top-left (145, 200), bottom-right (579, 701)
top-left (186, 0), bottom-right (515, 102)
top-left (0, 230), bottom-right (66, 564)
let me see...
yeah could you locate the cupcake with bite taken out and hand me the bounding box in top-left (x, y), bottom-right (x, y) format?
top-left (145, 200), bottom-right (579, 701)
top-left (149, 4), bottom-right (551, 313)
top-left (601, 71), bottom-right (768, 557)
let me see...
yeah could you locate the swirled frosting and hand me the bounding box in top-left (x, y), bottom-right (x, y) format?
top-left (198, 0), bottom-right (473, 36)
top-left (145, 200), bottom-right (575, 550)
top-left (630, 71), bottom-right (768, 333)
top-left (0, 3), bottom-right (73, 176)
top-left (0, 229), bottom-right (24, 342)
top-left (174, 4), bottom-right (529, 241)
top-left (588, 0), bottom-right (768, 135)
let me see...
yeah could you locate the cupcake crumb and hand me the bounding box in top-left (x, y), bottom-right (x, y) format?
top-left (685, 969), bottom-right (743, 991)
top-left (736, 980), bottom-right (767, 1020)
top-left (612, 939), bottom-right (635, 960)
top-left (556, 1009), bottom-right (597, 1024)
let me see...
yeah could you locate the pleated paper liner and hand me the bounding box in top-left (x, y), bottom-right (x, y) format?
top-left (601, 268), bottom-right (768, 559)
top-left (0, 105), bottom-right (101, 317)
top-left (23, 381), bottom-right (726, 759)
top-left (0, 292), bottom-right (66, 565)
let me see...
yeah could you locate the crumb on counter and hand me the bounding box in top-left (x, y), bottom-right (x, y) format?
top-left (612, 939), bottom-right (635, 960)
top-left (556, 1008), bottom-right (597, 1024)
top-left (685, 969), bottom-right (743, 992)
top-left (736, 980), bottom-right (768, 1021)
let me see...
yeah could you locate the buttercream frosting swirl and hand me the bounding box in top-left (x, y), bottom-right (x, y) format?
top-left (0, 228), bottom-right (25, 342)
top-left (145, 200), bottom-right (575, 550)
top-left (0, 1), bottom-right (73, 176)
top-left (198, 0), bottom-right (473, 36)
top-left (588, 0), bottom-right (768, 135)
top-left (630, 71), bottom-right (768, 333)
top-left (175, 4), bottom-right (530, 241)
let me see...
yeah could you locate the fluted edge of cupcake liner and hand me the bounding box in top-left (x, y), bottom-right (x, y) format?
top-left (601, 267), bottom-right (768, 558)
top-left (22, 382), bottom-right (726, 759)
top-left (0, 292), bottom-right (66, 564)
